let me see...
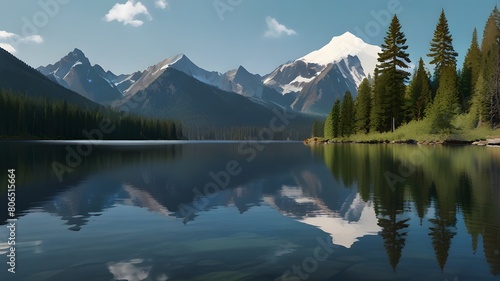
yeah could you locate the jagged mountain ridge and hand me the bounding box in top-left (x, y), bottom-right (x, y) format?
top-left (37, 49), bottom-right (124, 104)
top-left (123, 54), bottom-right (294, 109)
top-left (291, 55), bottom-right (363, 114)
top-left (36, 32), bottom-right (380, 116)
top-left (115, 67), bottom-right (308, 129)
top-left (225, 65), bottom-right (296, 108)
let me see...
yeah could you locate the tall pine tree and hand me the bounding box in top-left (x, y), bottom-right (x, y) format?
top-left (407, 58), bottom-right (432, 121)
top-left (490, 40), bottom-right (500, 128)
top-left (426, 66), bottom-right (460, 132)
top-left (355, 78), bottom-right (372, 134)
top-left (340, 91), bottom-right (355, 137)
top-left (324, 99), bottom-right (341, 138)
top-left (427, 9), bottom-right (458, 87)
top-left (480, 6), bottom-right (500, 127)
top-left (481, 6), bottom-right (500, 75)
top-left (471, 71), bottom-right (490, 126)
top-left (371, 69), bottom-right (383, 132)
top-left (460, 28), bottom-right (482, 112)
top-left (373, 15), bottom-right (411, 132)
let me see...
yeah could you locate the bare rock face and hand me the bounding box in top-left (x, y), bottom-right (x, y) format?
top-left (37, 48), bottom-right (123, 104)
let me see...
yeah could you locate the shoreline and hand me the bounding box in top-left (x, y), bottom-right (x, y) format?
top-left (304, 137), bottom-right (500, 147)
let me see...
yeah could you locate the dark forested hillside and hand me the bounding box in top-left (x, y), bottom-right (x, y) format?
top-left (0, 91), bottom-right (183, 140)
top-left (0, 47), bottom-right (97, 108)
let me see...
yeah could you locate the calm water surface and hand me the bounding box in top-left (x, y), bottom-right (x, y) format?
top-left (0, 141), bottom-right (499, 281)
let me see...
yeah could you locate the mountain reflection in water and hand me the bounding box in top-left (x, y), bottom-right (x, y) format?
top-left (0, 142), bottom-right (499, 280)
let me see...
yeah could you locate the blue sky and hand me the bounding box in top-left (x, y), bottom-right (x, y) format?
top-left (0, 0), bottom-right (499, 76)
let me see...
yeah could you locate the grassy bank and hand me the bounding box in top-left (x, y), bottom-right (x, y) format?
top-left (306, 118), bottom-right (500, 145)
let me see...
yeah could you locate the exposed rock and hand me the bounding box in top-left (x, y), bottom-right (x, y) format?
top-left (487, 138), bottom-right (500, 146)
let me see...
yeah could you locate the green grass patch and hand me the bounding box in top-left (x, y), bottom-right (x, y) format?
top-left (308, 114), bottom-right (500, 143)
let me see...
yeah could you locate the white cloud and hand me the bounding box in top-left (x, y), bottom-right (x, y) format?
top-left (0, 31), bottom-right (17, 40)
top-left (21, 35), bottom-right (44, 44)
top-left (0, 30), bottom-right (44, 54)
top-left (264, 16), bottom-right (297, 38)
top-left (155, 0), bottom-right (168, 9)
top-left (104, 0), bottom-right (152, 27)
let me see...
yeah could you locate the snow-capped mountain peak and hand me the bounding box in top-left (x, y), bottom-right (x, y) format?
top-left (262, 32), bottom-right (381, 115)
top-left (300, 31), bottom-right (380, 77)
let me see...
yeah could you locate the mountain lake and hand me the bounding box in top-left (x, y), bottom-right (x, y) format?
top-left (0, 141), bottom-right (499, 281)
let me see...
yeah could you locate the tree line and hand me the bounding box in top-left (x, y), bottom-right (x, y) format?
top-left (0, 89), bottom-right (314, 141)
top-left (317, 7), bottom-right (500, 138)
top-left (0, 90), bottom-right (183, 140)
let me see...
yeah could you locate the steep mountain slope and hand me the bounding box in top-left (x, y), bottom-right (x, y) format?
top-left (115, 71), bottom-right (143, 94)
top-left (116, 67), bottom-right (309, 129)
top-left (225, 66), bottom-right (296, 108)
top-left (37, 49), bottom-right (123, 104)
top-left (125, 54), bottom-right (233, 96)
top-left (225, 65), bottom-right (267, 98)
top-left (291, 55), bottom-right (363, 114)
top-left (125, 53), bottom-right (296, 110)
top-left (0, 47), bottom-right (97, 108)
top-left (263, 60), bottom-right (320, 95)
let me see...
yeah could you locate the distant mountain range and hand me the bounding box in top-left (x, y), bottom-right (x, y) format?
top-left (35, 32), bottom-right (380, 117)
top-left (0, 32), bottom-right (381, 134)
top-left (111, 53), bottom-right (296, 110)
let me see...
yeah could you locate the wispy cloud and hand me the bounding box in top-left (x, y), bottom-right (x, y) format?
top-left (104, 0), bottom-right (152, 27)
top-left (0, 31), bottom-right (17, 40)
top-left (21, 35), bottom-right (44, 44)
top-left (155, 0), bottom-right (169, 9)
top-left (264, 16), bottom-right (297, 38)
top-left (0, 31), bottom-right (44, 54)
